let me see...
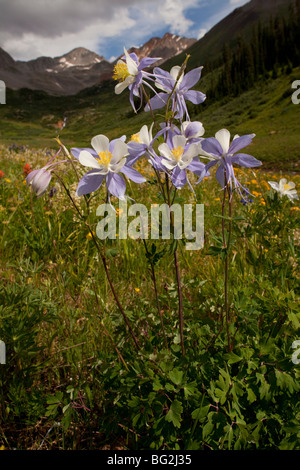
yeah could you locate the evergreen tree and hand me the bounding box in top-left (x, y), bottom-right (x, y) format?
top-left (208, 0), bottom-right (299, 101)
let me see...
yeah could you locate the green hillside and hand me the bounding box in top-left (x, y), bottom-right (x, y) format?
top-left (0, 66), bottom-right (299, 171)
top-left (163, 0), bottom-right (295, 71)
top-left (194, 67), bottom-right (300, 171)
top-left (0, 0), bottom-right (299, 172)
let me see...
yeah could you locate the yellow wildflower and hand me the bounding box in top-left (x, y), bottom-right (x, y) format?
top-left (86, 231), bottom-right (96, 240)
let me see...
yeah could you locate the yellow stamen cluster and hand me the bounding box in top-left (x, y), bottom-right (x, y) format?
top-left (284, 183), bottom-right (291, 191)
top-left (96, 151), bottom-right (113, 167)
top-left (130, 133), bottom-right (142, 143)
top-left (113, 62), bottom-right (130, 82)
top-left (171, 146), bottom-right (184, 162)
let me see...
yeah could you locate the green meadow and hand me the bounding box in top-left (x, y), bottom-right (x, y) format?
top-left (0, 62), bottom-right (299, 450)
top-left (1, 65), bottom-right (300, 172)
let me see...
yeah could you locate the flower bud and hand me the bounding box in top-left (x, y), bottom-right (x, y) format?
top-left (27, 168), bottom-right (52, 197)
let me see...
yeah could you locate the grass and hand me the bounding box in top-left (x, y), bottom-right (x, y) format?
top-left (0, 63), bottom-right (299, 451)
top-left (0, 141), bottom-right (299, 449)
top-left (193, 67), bottom-right (300, 171)
top-left (1, 66), bottom-right (300, 172)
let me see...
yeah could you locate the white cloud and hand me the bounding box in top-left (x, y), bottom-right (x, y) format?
top-left (0, 0), bottom-right (205, 60)
top-left (157, 0), bottom-right (199, 36)
top-left (197, 28), bottom-right (207, 40)
top-left (0, 1), bottom-right (141, 59)
top-left (230, 0), bottom-right (248, 5)
top-left (194, 0), bottom-right (249, 41)
top-left (0, 0), bottom-right (248, 61)
top-left (1, 5), bottom-right (137, 60)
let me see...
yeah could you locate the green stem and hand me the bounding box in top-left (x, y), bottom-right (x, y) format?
top-left (141, 84), bottom-right (159, 133)
top-left (165, 55), bottom-right (190, 125)
top-left (98, 245), bottom-right (140, 351)
top-left (141, 84), bottom-right (167, 202)
top-left (55, 172), bottom-right (140, 351)
top-left (222, 173), bottom-right (233, 352)
top-left (166, 174), bottom-right (185, 355)
top-left (142, 238), bottom-right (168, 348)
top-left (90, 276), bottom-right (129, 370)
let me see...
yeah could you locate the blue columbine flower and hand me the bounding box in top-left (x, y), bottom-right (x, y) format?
top-left (179, 121), bottom-right (205, 143)
top-left (113, 48), bottom-right (160, 113)
top-left (197, 129), bottom-right (261, 201)
top-left (145, 65), bottom-right (206, 120)
top-left (71, 134), bottom-right (146, 200)
top-left (158, 133), bottom-right (207, 190)
top-left (27, 167), bottom-right (53, 197)
top-left (126, 124), bottom-right (155, 167)
top-left (26, 148), bottom-right (67, 197)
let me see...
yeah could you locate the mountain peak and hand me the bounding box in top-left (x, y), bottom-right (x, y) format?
top-left (57, 47), bottom-right (105, 68)
top-left (125, 32), bottom-right (196, 67)
top-left (0, 47), bottom-right (15, 67)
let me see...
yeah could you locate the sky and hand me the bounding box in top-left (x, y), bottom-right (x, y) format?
top-left (0, 0), bottom-right (249, 62)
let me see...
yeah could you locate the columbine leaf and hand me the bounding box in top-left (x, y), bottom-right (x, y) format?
top-left (223, 352), bottom-right (243, 364)
top-left (191, 405), bottom-right (210, 421)
top-left (165, 400), bottom-right (183, 428)
top-left (183, 381), bottom-right (198, 398)
top-left (246, 387), bottom-right (257, 404)
top-left (169, 368), bottom-right (184, 386)
top-left (202, 420), bottom-right (214, 439)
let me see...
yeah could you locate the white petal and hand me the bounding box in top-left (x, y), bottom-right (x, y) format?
top-left (115, 76), bottom-right (134, 94)
top-left (115, 81), bottom-right (128, 94)
top-left (215, 129), bottom-right (231, 154)
top-left (91, 135), bottom-right (109, 154)
top-left (178, 160), bottom-right (190, 170)
top-left (279, 178), bottom-right (287, 191)
top-left (182, 121), bottom-right (205, 138)
top-left (78, 150), bottom-right (100, 169)
top-left (181, 121), bottom-right (189, 132)
top-left (268, 181), bottom-right (279, 190)
top-left (184, 143), bottom-right (199, 160)
top-left (162, 158), bottom-right (176, 170)
top-left (111, 140), bottom-right (128, 163)
top-left (155, 80), bottom-right (168, 92)
top-left (139, 125), bottom-right (150, 146)
top-left (170, 66), bottom-right (181, 80)
top-left (124, 47), bottom-right (138, 76)
top-left (170, 66), bottom-right (183, 87)
top-left (158, 143), bottom-right (172, 159)
top-left (172, 134), bottom-right (186, 149)
top-left (198, 143), bottom-right (216, 160)
top-left (109, 160), bottom-right (126, 173)
top-left (149, 123), bottom-right (154, 142)
top-left (97, 167), bottom-right (110, 175)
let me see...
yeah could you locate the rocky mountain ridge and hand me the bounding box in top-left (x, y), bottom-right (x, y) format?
top-left (0, 33), bottom-right (195, 95)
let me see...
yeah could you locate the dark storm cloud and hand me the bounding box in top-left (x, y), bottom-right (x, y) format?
top-left (0, 0), bottom-right (152, 38)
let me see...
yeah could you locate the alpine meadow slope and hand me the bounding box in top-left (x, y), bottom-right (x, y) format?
top-left (0, 0), bottom-right (300, 172)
